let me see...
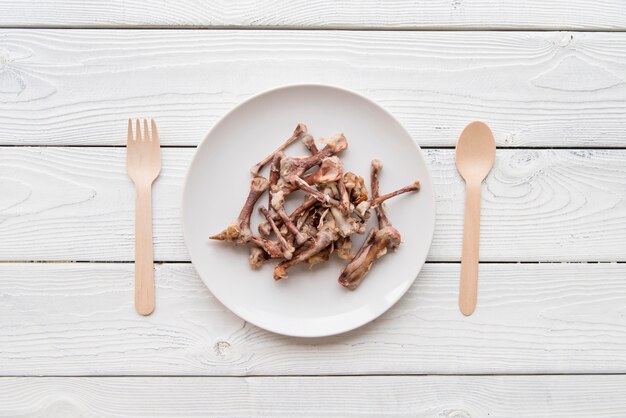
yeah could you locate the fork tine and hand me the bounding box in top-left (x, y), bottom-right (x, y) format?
top-left (143, 119), bottom-right (150, 141)
top-left (136, 119), bottom-right (142, 141)
top-left (151, 119), bottom-right (159, 146)
top-left (127, 119), bottom-right (134, 144)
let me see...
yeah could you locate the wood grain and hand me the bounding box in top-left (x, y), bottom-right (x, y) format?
top-left (1, 262), bottom-right (626, 375)
top-left (1, 147), bottom-right (624, 262)
top-left (2, 30), bottom-right (626, 147)
top-left (0, 1), bottom-right (624, 30)
top-left (1, 375), bottom-right (626, 417)
top-left (456, 121), bottom-right (496, 315)
top-left (127, 119), bottom-right (162, 315)
top-left (2, 3), bottom-right (624, 404)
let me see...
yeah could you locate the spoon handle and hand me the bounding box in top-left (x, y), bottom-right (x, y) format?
top-left (459, 180), bottom-right (482, 316)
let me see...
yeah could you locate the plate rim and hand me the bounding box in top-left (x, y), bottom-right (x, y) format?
top-left (182, 83), bottom-right (436, 337)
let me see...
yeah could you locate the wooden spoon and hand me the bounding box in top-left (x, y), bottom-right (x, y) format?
top-left (455, 121), bottom-right (496, 316)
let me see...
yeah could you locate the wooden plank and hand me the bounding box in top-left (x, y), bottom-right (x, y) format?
top-left (1, 147), bottom-right (624, 262)
top-left (2, 30), bottom-right (626, 147)
top-left (1, 375), bottom-right (626, 417)
top-left (0, 1), bottom-right (625, 30)
top-left (1, 262), bottom-right (626, 375)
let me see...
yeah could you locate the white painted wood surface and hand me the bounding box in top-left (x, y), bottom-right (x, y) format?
top-left (2, 262), bottom-right (626, 375)
top-left (1, 30), bottom-right (626, 147)
top-left (2, 375), bottom-right (626, 417)
top-left (1, 1), bottom-right (625, 30)
top-left (1, 147), bottom-right (624, 262)
top-left (1, 6), bottom-right (625, 414)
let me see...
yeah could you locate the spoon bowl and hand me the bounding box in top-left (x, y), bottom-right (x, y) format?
top-left (456, 121), bottom-right (496, 183)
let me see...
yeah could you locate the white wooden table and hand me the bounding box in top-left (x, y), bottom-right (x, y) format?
top-left (1, 2), bottom-right (626, 416)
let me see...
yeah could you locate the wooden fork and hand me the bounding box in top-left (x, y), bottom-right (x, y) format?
top-left (127, 119), bottom-right (162, 315)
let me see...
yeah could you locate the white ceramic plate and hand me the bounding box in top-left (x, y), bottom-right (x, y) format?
top-left (182, 84), bottom-right (435, 337)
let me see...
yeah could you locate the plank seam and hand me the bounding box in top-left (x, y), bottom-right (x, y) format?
top-left (2, 373), bottom-right (626, 378)
top-left (3, 145), bottom-right (626, 150)
top-left (0, 26), bottom-right (625, 32)
top-left (1, 260), bottom-right (624, 264)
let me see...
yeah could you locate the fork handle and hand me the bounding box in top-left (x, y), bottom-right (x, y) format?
top-left (134, 182), bottom-right (155, 315)
top-left (459, 180), bottom-right (482, 316)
